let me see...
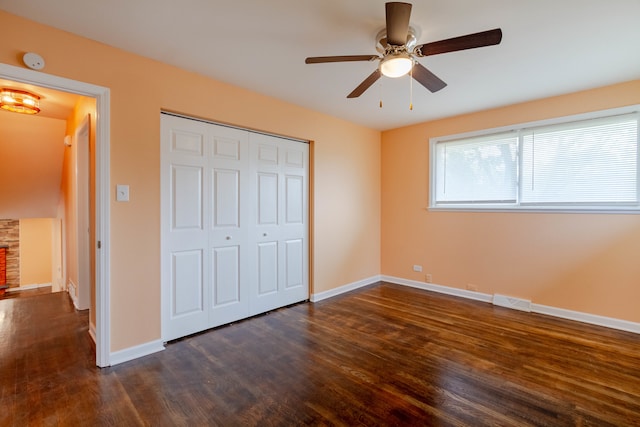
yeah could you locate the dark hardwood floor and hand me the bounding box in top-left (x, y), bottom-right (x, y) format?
top-left (1, 282), bottom-right (639, 426)
top-left (0, 286), bottom-right (52, 300)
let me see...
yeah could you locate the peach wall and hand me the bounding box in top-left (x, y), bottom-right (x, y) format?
top-left (382, 80), bottom-right (640, 323)
top-left (19, 218), bottom-right (53, 285)
top-left (0, 11), bottom-right (381, 351)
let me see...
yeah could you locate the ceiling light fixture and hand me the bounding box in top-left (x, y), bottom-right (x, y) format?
top-left (0, 88), bottom-right (41, 115)
top-left (379, 52), bottom-right (413, 78)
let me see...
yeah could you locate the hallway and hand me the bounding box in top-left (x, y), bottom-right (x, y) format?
top-left (0, 292), bottom-right (101, 425)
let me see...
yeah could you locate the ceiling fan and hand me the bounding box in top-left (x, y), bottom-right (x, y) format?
top-left (305, 2), bottom-right (502, 98)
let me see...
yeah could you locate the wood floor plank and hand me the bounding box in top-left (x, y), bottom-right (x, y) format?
top-left (1, 283), bottom-right (639, 426)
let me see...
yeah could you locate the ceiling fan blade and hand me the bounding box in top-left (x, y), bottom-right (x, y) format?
top-left (414, 28), bottom-right (503, 57)
top-left (412, 63), bottom-right (447, 93)
top-left (386, 2), bottom-right (412, 46)
top-left (347, 70), bottom-right (382, 98)
top-left (305, 55), bottom-right (378, 64)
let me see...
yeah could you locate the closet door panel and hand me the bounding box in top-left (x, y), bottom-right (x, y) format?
top-left (284, 239), bottom-right (304, 290)
top-left (249, 133), bottom-right (309, 315)
top-left (257, 242), bottom-right (278, 295)
top-left (172, 250), bottom-right (204, 316)
top-left (161, 115), bottom-right (209, 340)
top-left (208, 126), bottom-right (250, 327)
top-left (211, 245), bottom-right (240, 306)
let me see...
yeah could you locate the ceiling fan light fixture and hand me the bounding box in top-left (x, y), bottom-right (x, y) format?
top-left (0, 88), bottom-right (41, 115)
top-left (380, 53), bottom-right (413, 78)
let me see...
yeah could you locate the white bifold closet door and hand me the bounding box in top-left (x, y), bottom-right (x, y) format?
top-left (161, 113), bottom-right (309, 341)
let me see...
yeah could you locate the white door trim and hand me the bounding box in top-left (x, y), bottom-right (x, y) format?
top-left (76, 116), bottom-right (91, 310)
top-left (0, 62), bottom-right (112, 367)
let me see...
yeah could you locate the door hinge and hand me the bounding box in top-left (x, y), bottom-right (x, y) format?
top-left (97, 240), bottom-right (101, 249)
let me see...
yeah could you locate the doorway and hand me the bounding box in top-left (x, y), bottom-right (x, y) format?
top-left (0, 62), bottom-right (111, 367)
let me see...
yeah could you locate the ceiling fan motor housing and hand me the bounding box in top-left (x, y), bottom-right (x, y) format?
top-left (375, 27), bottom-right (418, 54)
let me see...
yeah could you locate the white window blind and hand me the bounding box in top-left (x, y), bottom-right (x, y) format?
top-left (521, 116), bottom-right (638, 205)
top-left (431, 109), bottom-right (640, 211)
top-left (435, 134), bottom-right (518, 203)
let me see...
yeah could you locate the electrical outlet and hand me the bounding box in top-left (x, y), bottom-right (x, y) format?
top-left (466, 284), bottom-right (478, 292)
top-left (425, 274), bottom-right (432, 283)
top-left (413, 265), bottom-right (422, 272)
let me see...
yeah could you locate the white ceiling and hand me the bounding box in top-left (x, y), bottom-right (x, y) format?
top-left (1, 0), bottom-right (639, 130)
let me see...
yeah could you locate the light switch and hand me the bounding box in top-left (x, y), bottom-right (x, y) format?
top-left (116, 184), bottom-right (130, 202)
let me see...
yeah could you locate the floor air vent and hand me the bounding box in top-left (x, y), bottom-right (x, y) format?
top-left (492, 294), bottom-right (532, 312)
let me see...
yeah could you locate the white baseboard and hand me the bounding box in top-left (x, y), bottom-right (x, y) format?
top-left (382, 275), bottom-right (639, 335)
top-left (310, 275), bottom-right (382, 302)
top-left (382, 275), bottom-right (493, 303)
top-left (68, 280), bottom-right (79, 309)
top-left (532, 303), bottom-right (640, 334)
top-left (89, 322), bottom-right (97, 344)
top-left (6, 283), bottom-right (52, 292)
top-left (109, 339), bottom-right (165, 366)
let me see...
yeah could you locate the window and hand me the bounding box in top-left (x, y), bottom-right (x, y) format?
top-left (430, 109), bottom-right (640, 212)
top-left (435, 133), bottom-right (518, 204)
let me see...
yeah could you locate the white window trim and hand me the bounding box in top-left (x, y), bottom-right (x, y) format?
top-left (428, 105), bottom-right (640, 214)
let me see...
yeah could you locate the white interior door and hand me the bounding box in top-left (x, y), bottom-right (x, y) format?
top-left (161, 113), bottom-right (308, 342)
top-left (249, 133), bottom-right (309, 315)
top-left (161, 116), bottom-right (210, 340)
top-left (207, 125), bottom-right (250, 328)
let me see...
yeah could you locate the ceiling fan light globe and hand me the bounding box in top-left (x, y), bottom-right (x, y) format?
top-left (380, 54), bottom-right (413, 78)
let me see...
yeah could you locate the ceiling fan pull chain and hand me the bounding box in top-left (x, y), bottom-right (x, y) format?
top-left (379, 79), bottom-right (383, 108)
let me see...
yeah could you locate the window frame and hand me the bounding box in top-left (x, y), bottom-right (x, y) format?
top-left (428, 105), bottom-right (640, 214)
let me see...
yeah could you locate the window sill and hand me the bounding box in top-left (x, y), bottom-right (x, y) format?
top-left (427, 206), bottom-right (640, 214)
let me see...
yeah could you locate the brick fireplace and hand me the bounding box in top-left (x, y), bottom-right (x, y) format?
top-left (0, 219), bottom-right (20, 291)
top-left (0, 246), bottom-right (6, 294)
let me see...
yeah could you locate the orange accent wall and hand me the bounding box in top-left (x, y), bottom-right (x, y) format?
top-left (0, 113), bottom-right (66, 218)
top-left (0, 11), bottom-right (381, 351)
top-left (382, 80), bottom-right (640, 323)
